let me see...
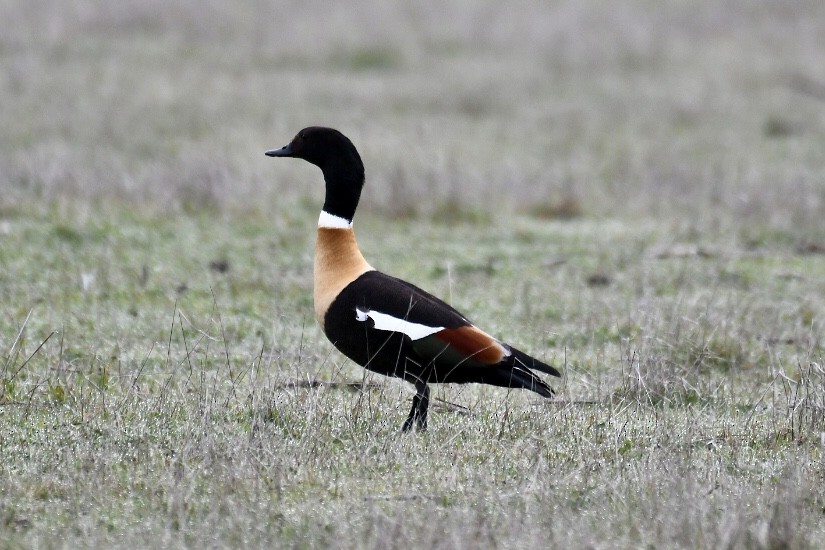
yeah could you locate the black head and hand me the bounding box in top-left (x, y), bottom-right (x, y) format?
top-left (266, 127), bottom-right (365, 221)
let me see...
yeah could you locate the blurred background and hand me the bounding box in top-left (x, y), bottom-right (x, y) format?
top-left (1, 0), bottom-right (824, 232)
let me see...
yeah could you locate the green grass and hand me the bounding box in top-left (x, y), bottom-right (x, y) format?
top-left (2, 0), bottom-right (825, 547)
top-left (1, 207), bottom-right (824, 547)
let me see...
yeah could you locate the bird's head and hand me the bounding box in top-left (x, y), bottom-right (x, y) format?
top-left (266, 126), bottom-right (366, 222)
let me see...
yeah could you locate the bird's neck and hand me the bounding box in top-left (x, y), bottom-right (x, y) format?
top-left (313, 221), bottom-right (374, 325)
top-left (320, 166), bottom-right (363, 222)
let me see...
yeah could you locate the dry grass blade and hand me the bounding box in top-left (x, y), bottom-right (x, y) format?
top-left (273, 378), bottom-right (384, 392)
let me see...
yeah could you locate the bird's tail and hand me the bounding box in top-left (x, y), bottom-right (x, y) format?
top-left (510, 346), bottom-right (561, 377)
top-left (498, 346), bottom-right (561, 398)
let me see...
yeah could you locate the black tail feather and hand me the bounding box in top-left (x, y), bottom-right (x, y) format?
top-left (499, 365), bottom-right (555, 398)
top-left (488, 346), bottom-right (559, 398)
top-left (509, 346), bottom-right (561, 378)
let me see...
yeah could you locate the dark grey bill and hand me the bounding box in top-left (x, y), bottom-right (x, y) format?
top-left (265, 143), bottom-right (294, 157)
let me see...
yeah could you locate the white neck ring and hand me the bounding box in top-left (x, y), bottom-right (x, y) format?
top-left (318, 210), bottom-right (353, 229)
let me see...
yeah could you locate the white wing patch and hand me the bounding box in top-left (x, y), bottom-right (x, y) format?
top-left (355, 308), bottom-right (443, 341)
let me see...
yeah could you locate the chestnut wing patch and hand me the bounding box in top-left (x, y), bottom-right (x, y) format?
top-left (426, 325), bottom-right (511, 365)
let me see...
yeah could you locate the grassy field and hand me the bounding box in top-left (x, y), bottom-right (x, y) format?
top-left (2, 1), bottom-right (825, 547)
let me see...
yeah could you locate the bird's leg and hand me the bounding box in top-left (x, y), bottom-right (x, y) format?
top-left (401, 381), bottom-right (430, 433)
top-left (415, 382), bottom-right (429, 431)
top-left (401, 393), bottom-right (419, 432)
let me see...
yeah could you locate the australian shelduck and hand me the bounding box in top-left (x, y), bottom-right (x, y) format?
top-left (265, 127), bottom-right (561, 432)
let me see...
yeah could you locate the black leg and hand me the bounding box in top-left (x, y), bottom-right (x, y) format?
top-left (401, 392), bottom-right (420, 432)
top-left (401, 381), bottom-right (429, 433)
top-left (416, 382), bottom-right (429, 431)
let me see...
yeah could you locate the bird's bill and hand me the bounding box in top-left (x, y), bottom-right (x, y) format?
top-left (265, 143), bottom-right (294, 157)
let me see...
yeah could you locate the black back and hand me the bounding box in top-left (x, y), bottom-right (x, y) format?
top-left (322, 271), bottom-right (467, 381)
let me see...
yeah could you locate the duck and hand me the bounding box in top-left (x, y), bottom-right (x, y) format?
top-left (265, 127), bottom-right (560, 432)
